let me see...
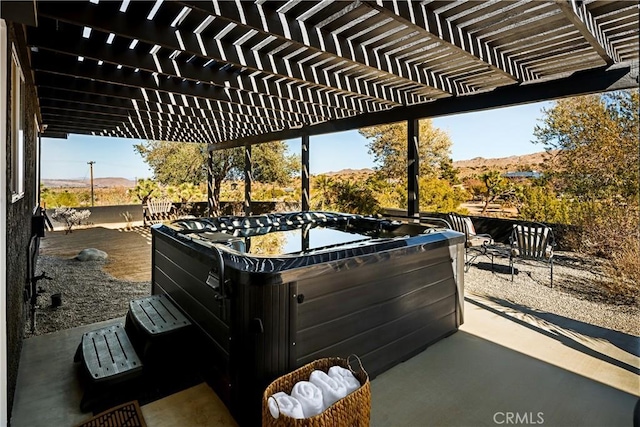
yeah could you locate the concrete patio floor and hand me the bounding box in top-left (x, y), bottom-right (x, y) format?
top-left (11, 292), bottom-right (639, 427)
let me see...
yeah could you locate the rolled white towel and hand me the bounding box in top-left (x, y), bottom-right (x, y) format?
top-left (291, 381), bottom-right (325, 418)
top-left (268, 392), bottom-right (304, 419)
top-left (328, 366), bottom-right (361, 395)
top-left (309, 370), bottom-right (347, 408)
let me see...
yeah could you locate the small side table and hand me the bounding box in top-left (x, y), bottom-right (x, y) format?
top-left (483, 243), bottom-right (511, 273)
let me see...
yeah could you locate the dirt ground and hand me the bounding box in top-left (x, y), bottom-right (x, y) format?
top-left (25, 226), bottom-right (154, 337)
top-left (39, 226), bottom-right (152, 282)
top-left (460, 201), bottom-right (519, 218)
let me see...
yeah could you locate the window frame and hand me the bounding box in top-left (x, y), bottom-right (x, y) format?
top-left (10, 43), bottom-right (25, 203)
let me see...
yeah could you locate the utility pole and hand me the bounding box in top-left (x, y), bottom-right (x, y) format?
top-left (87, 161), bottom-right (95, 207)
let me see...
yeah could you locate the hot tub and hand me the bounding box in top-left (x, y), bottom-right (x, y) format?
top-left (151, 211), bottom-right (465, 425)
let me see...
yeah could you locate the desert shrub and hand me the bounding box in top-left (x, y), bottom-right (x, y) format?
top-left (365, 174), bottom-right (404, 210)
top-left (51, 207), bottom-right (91, 234)
top-left (462, 177), bottom-right (486, 201)
top-left (606, 233), bottom-right (639, 302)
top-left (567, 200), bottom-right (639, 299)
top-left (44, 190), bottom-right (80, 208)
top-left (518, 186), bottom-right (571, 224)
top-left (419, 177), bottom-right (469, 213)
top-left (326, 179), bottom-right (380, 215)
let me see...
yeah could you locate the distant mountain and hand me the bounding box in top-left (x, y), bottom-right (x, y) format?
top-left (453, 151), bottom-right (553, 179)
top-left (317, 151), bottom-right (552, 179)
top-left (42, 177), bottom-right (136, 188)
top-left (321, 168), bottom-right (375, 177)
top-left (42, 152), bottom-right (551, 188)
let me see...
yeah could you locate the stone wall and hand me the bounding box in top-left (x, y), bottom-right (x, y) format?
top-left (5, 22), bottom-right (39, 419)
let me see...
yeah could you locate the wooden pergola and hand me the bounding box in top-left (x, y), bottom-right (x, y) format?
top-left (4, 0), bottom-right (638, 216)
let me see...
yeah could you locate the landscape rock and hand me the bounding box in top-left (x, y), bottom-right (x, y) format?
top-left (76, 248), bottom-right (108, 261)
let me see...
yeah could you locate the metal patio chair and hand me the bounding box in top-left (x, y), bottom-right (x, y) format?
top-left (509, 222), bottom-right (556, 287)
top-left (447, 212), bottom-right (493, 271)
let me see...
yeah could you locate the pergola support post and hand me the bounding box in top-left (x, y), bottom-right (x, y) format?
top-left (207, 151), bottom-right (214, 216)
top-left (244, 144), bottom-right (252, 217)
top-left (407, 119), bottom-right (420, 219)
top-left (301, 134), bottom-right (310, 212)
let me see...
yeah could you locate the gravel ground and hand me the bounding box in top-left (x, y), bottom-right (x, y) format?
top-left (464, 247), bottom-right (639, 336)
top-left (25, 255), bottom-right (150, 338)
top-left (26, 248), bottom-right (638, 338)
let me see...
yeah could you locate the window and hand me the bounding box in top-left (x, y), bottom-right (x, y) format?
top-left (34, 114), bottom-right (40, 207)
top-left (10, 44), bottom-right (25, 203)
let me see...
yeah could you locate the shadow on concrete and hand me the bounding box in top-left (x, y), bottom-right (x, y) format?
top-left (466, 296), bottom-right (640, 374)
top-left (371, 328), bottom-right (638, 427)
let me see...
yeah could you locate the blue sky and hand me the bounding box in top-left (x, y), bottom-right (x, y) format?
top-left (41, 101), bottom-right (552, 179)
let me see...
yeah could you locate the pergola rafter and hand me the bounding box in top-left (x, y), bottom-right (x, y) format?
top-left (36, 1), bottom-right (410, 111)
top-left (10, 0), bottom-right (633, 145)
top-left (39, 97), bottom-right (283, 134)
top-left (180, 0), bottom-right (461, 97)
top-left (555, 0), bottom-right (621, 66)
top-left (36, 85), bottom-right (291, 130)
top-left (32, 52), bottom-right (310, 128)
top-left (29, 18), bottom-right (361, 122)
top-left (362, 1), bottom-right (535, 85)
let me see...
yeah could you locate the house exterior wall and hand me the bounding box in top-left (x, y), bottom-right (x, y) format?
top-left (1, 18), bottom-right (8, 427)
top-left (4, 22), bottom-right (39, 421)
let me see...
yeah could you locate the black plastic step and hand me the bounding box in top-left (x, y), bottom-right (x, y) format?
top-left (79, 324), bottom-right (143, 383)
top-left (127, 294), bottom-right (191, 337)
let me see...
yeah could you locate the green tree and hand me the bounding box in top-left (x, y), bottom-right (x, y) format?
top-left (534, 90), bottom-right (639, 290)
top-left (419, 178), bottom-right (468, 213)
top-left (131, 178), bottom-right (162, 204)
top-left (135, 140), bottom-right (297, 214)
top-left (134, 141), bottom-right (210, 186)
top-left (311, 175), bottom-right (334, 211)
top-left (534, 90), bottom-right (639, 201)
top-left (439, 158), bottom-right (460, 185)
top-left (517, 185), bottom-right (571, 224)
top-left (252, 143), bottom-right (299, 185)
top-left (366, 173), bottom-right (405, 210)
top-left (330, 179), bottom-right (380, 215)
top-left (478, 170), bottom-right (511, 214)
top-left (359, 120), bottom-right (452, 181)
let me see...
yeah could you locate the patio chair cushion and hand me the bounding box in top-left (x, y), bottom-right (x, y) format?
top-left (463, 217), bottom-right (476, 235)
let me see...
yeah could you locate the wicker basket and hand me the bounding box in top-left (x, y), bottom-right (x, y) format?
top-left (262, 355), bottom-right (371, 427)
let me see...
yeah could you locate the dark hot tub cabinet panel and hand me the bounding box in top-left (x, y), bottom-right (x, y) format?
top-left (151, 212), bottom-right (465, 425)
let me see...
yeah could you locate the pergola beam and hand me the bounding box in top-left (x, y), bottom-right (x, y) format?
top-left (180, 0), bottom-right (457, 98)
top-left (555, 0), bottom-right (620, 66)
top-left (31, 51), bottom-right (309, 127)
top-left (209, 62), bottom-right (637, 151)
top-left (362, 1), bottom-right (534, 83)
top-left (37, 1), bottom-right (405, 110)
top-left (28, 23), bottom-right (351, 122)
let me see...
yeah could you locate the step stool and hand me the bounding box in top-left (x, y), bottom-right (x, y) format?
top-left (74, 294), bottom-right (192, 412)
top-left (75, 324), bottom-right (143, 382)
top-left (74, 324), bottom-right (143, 412)
top-left (125, 294), bottom-right (192, 362)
